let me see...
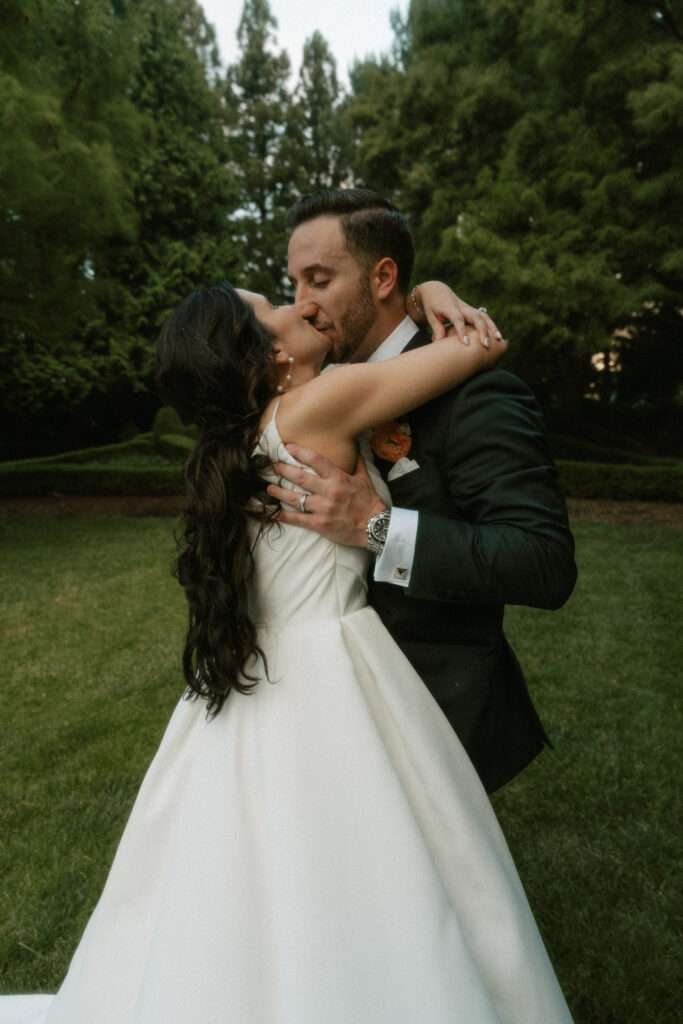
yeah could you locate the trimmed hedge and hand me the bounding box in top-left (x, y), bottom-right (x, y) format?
top-left (4, 435), bottom-right (153, 469)
top-left (1, 427), bottom-right (680, 501)
top-left (556, 460), bottom-right (683, 502)
top-left (549, 434), bottom-right (674, 466)
top-left (156, 433), bottom-right (195, 460)
top-left (2, 460), bottom-right (680, 500)
top-left (0, 429), bottom-right (192, 497)
top-left (0, 465), bottom-right (183, 498)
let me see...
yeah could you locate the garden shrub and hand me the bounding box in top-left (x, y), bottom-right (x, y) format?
top-left (1, 434), bottom-right (680, 502)
top-left (556, 460), bottom-right (683, 501)
top-left (0, 433), bottom-right (188, 496)
top-left (3, 436), bottom-right (153, 468)
top-left (156, 434), bottom-right (195, 460)
top-left (152, 407), bottom-right (196, 450)
top-left (549, 435), bottom-right (672, 466)
top-left (0, 465), bottom-right (183, 497)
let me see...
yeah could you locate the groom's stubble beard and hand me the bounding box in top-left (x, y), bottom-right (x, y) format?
top-left (329, 271), bottom-right (377, 364)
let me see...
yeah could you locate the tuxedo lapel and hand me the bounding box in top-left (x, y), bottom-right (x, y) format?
top-left (400, 327), bottom-right (430, 354)
top-left (367, 327), bottom-right (430, 482)
top-left (367, 448), bottom-right (394, 481)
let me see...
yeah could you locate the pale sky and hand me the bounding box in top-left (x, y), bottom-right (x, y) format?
top-left (198, 0), bottom-right (407, 86)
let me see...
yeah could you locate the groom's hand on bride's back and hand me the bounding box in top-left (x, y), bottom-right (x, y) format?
top-left (268, 447), bottom-right (386, 549)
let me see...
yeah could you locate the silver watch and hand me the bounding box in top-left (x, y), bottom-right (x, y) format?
top-left (366, 509), bottom-right (391, 555)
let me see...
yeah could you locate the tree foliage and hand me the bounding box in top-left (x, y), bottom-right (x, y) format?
top-left (94, 0), bottom-right (241, 408)
top-left (1, 0), bottom-right (679, 456)
top-left (290, 31), bottom-right (351, 192)
top-left (0, 0), bottom-right (138, 425)
top-left (223, 0), bottom-right (293, 298)
top-left (224, 9), bottom-right (352, 299)
top-left (348, 0), bottom-right (683, 438)
top-left (0, 0), bottom-right (240, 456)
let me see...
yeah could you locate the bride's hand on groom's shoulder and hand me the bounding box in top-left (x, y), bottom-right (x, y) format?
top-left (267, 447), bottom-right (386, 548)
top-left (409, 281), bottom-right (505, 348)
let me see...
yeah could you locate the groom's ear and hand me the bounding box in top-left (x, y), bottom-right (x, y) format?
top-left (371, 257), bottom-right (399, 301)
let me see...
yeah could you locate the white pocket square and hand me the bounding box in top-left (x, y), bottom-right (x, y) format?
top-left (387, 457), bottom-right (420, 482)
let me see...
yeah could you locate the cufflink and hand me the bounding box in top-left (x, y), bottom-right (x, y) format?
top-left (392, 566), bottom-right (408, 581)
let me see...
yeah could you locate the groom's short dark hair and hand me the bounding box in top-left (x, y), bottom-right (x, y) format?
top-left (286, 188), bottom-right (415, 296)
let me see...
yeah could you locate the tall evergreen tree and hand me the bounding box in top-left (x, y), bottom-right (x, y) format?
top-left (224, 0), bottom-right (293, 298)
top-left (0, 0), bottom-right (241, 456)
top-left (0, 0), bottom-right (138, 447)
top-left (94, 0), bottom-right (242, 415)
top-left (290, 31), bottom-right (351, 191)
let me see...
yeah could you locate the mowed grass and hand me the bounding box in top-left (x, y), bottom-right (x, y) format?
top-left (1, 516), bottom-right (681, 1022)
top-left (494, 522), bottom-right (681, 1024)
top-left (0, 518), bottom-right (184, 991)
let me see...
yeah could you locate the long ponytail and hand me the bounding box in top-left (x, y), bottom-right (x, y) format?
top-left (156, 282), bottom-right (279, 715)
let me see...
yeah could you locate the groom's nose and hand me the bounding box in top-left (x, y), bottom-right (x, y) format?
top-left (296, 298), bottom-right (318, 322)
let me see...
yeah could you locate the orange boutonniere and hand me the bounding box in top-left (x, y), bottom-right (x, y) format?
top-left (369, 420), bottom-right (412, 463)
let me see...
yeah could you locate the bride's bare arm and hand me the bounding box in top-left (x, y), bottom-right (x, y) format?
top-left (281, 327), bottom-right (506, 449)
top-left (269, 321), bottom-right (506, 546)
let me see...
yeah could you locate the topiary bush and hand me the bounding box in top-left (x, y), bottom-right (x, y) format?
top-left (152, 407), bottom-right (196, 451)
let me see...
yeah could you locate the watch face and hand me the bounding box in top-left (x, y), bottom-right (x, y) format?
top-left (371, 513), bottom-right (390, 542)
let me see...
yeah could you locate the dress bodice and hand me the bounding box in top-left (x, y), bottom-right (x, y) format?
top-left (248, 411), bottom-right (389, 629)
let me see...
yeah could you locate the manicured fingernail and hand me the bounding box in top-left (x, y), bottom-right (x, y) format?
top-left (463, 334), bottom-right (470, 346)
top-left (484, 336), bottom-right (490, 349)
top-left (495, 330), bottom-right (502, 339)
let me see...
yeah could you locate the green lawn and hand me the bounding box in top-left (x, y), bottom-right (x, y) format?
top-left (1, 516), bottom-right (680, 1022)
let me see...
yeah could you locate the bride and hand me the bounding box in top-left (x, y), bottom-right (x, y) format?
top-left (0, 281), bottom-right (573, 1024)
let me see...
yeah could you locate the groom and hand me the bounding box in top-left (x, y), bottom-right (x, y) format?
top-left (268, 188), bottom-right (577, 793)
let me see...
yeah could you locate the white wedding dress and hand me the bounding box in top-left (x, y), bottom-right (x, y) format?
top-left (0, 412), bottom-right (573, 1024)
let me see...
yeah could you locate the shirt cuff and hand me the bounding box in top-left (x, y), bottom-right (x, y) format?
top-left (373, 507), bottom-right (418, 587)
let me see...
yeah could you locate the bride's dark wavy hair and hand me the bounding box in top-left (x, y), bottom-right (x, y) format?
top-left (155, 281), bottom-right (279, 715)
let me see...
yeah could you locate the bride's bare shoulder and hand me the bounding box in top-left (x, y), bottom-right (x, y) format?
top-left (271, 388), bottom-right (357, 474)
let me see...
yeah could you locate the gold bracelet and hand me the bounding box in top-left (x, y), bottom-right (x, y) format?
top-left (410, 286), bottom-right (424, 318)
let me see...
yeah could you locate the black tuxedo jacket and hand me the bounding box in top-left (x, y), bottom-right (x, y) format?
top-left (368, 329), bottom-right (577, 793)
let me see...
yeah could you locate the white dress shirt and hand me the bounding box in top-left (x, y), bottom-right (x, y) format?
top-left (367, 317), bottom-right (420, 588)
